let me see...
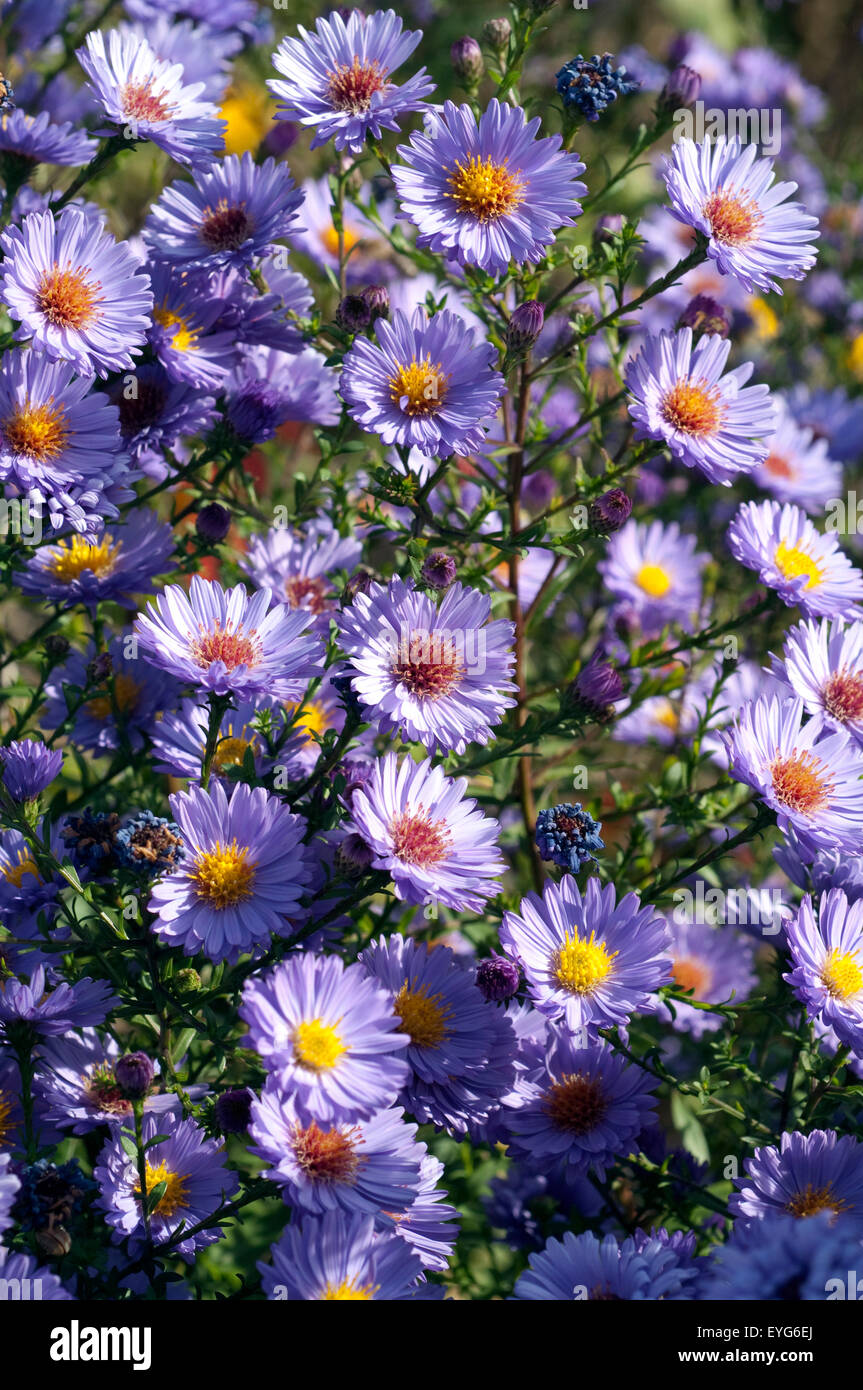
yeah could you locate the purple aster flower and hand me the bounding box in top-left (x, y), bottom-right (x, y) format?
top-left (730, 1129), bottom-right (863, 1230)
top-left (392, 99), bottom-right (586, 276)
top-left (240, 516), bottom-right (362, 626)
top-left (556, 53), bottom-right (640, 122)
top-left (753, 399), bottom-right (843, 513)
top-left (143, 153), bottom-right (303, 271)
top-left (348, 753), bottom-right (504, 912)
top-left (599, 519), bottom-right (708, 635)
top-left (0, 109), bottom-right (97, 167)
top-left (624, 327), bottom-right (775, 486)
top-left (0, 823), bottom-right (66, 935)
top-left (239, 952), bottom-right (410, 1125)
top-left (500, 874), bottom-right (671, 1034)
top-left (259, 1211), bottom-right (424, 1301)
top-left (0, 349), bottom-right (130, 534)
top-left (0, 966), bottom-right (117, 1042)
top-left (0, 208), bottom-right (153, 378)
top-left (77, 29), bottom-right (225, 168)
top-left (149, 694), bottom-right (289, 780)
top-left (727, 501), bottom-right (863, 619)
top-left (503, 1030), bottom-right (657, 1179)
top-left (513, 1228), bottom-right (694, 1300)
top-left (14, 508), bottom-right (173, 610)
top-left (147, 260), bottom-right (237, 391)
top-left (378, 1152), bottom-right (459, 1271)
top-left (784, 891), bottom-right (863, 1054)
top-left (147, 780), bottom-right (312, 965)
top-left (336, 576), bottom-right (516, 755)
top-left (0, 1248), bottom-right (74, 1299)
top-left (226, 345), bottom-right (340, 440)
top-left (664, 136), bottom-right (819, 294)
top-left (103, 362), bottom-right (217, 473)
top-left (0, 1152), bottom-right (19, 1237)
top-left (770, 617), bottom-right (863, 747)
top-left (723, 695), bottom-right (863, 856)
top-left (340, 306), bottom-right (504, 458)
top-left (95, 1110), bottom-right (238, 1258)
top-left (701, 1211), bottom-right (863, 1301)
top-left (34, 1030), bottom-right (201, 1135)
top-left (535, 803), bottom-right (604, 872)
top-left (43, 635), bottom-right (178, 755)
top-left (269, 8), bottom-right (434, 155)
top-left (133, 575), bottom-right (324, 699)
top-left (251, 1083), bottom-right (425, 1216)
top-left (360, 934), bottom-right (517, 1135)
top-left (123, 0), bottom-right (261, 37)
top-left (657, 918), bottom-right (757, 1038)
top-left (0, 739), bottom-right (62, 802)
top-left (117, 15), bottom-right (241, 102)
top-left (206, 255), bottom-right (314, 355)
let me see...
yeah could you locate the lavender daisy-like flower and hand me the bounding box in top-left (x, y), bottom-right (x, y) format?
top-left (337, 576), bottom-right (516, 755)
top-left (664, 136), bottom-right (819, 294)
top-left (133, 575), bottom-right (324, 699)
top-left (500, 874), bottom-right (671, 1034)
top-left (105, 362), bottom-right (216, 473)
top-left (378, 1153), bottom-right (459, 1272)
top-left (340, 306), bottom-right (504, 459)
top-left (348, 753), bottom-right (504, 911)
top-left (0, 1248), bottom-right (74, 1299)
top-left (503, 1030), bottom-right (657, 1179)
top-left (723, 695), bottom-right (863, 855)
top-left (147, 261), bottom-right (237, 391)
top-left (0, 966), bottom-right (117, 1042)
top-left (658, 918), bottom-right (757, 1038)
top-left (15, 508), bottom-right (173, 610)
top-left (392, 99), bottom-right (586, 276)
top-left (0, 109), bottom-right (97, 167)
top-left (269, 8), bottom-right (434, 154)
top-left (727, 501), bottom-right (863, 619)
top-left (239, 952), bottom-right (410, 1125)
top-left (0, 739), bottom-right (62, 802)
top-left (95, 1111), bottom-right (238, 1257)
top-left (599, 519), bottom-right (708, 634)
top-left (143, 153), bottom-right (304, 271)
top-left (250, 1082), bottom-right (425, 1216)
top-left (77, 28), bottom-right (225, 168)
top-left (513, 1228), bottom-right (694, 1301)
top-left (360, 935), bottom-right (517, 1135)
top-left (34, 1030), bottom-right (194, 1134)
top-left (259, 1210), bottom-right (424, 1301)
top-left (784, 891), bottom-right (863, 1055)
top-left (0, 208), bottom-right (153, 378)
top-left (240, 516), bottom-right (362, 626)
top-left (753, 399), bottom-right (843, 514)
top-left (624, 327), bottom-right (775, 486)
top-left (43, 635), bottom-right (178, 756)
top-left (147, 780), bottom-right (312, 964)
top-left (771, 617), bottom-right (863, 747)
top-left (730, 1129), bottom-right (863, 1229)
top-left (226, 345), bottom-right (340, 440)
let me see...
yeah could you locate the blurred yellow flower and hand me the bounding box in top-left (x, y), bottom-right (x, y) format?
top-left (746, 296), bottom-right (779, 340)
top-left (847, 333), bottom-right (863, 379)
top-left (219, 87), bottom-right (275, 156)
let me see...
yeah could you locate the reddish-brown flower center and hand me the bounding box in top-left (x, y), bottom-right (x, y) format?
top-left (190, 623), bottom-right (262, 672)
top-left (391, 629), bottom-right (465, 700)
top-left (763, 452), bottom-right (793, 479)
top-left (284, 574), bottom-right (330, 615)
top-left (200, 200), bottom-right (252, 251)
top-left (769, 749), bottom-right (833, 815)
top-left (702, 188), bottom-right (763, 246)
top-left (35, 264), bottom-right (102, 329)
top-left (325, 57), bottom-right (389, 113)
top-left (823, 669), bottom-right (863, 723)
top-left (291, 1121), bottom-right (362, 1183)
top-left (390, 808), bottom-right (452, 866)
top-left (544, 1072), bottom-right (607, 1135)
top-left (122, 81), bottom-right (174, 124)
top-left (660, 378), bottom-right (723, 436)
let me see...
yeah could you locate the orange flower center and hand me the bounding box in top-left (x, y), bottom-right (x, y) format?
top-left (660, 378), bottom-right (723, 435)
top-left (823, 670), bottom-right (863, 723)
top-left (2, 401), bottom-right (69, 461)
top-left (391, 629), bottom-right (465, 700)
top-left (672, 956), bottom-right (712, 998)
top-left (291, 1121), bottom-right (362, 1182)
top-left (769, 750), bottom-right (833, 815)
top-left (35, 264), bottom-right (102, 329)
top-left (122, 81), bottom-right (174, 124)
top-left (190, 623), bottom-right (262, 672)
top-left (284, 574), bottom-right (330, 614)
top-left (702, 188), bottom-right (763, 246)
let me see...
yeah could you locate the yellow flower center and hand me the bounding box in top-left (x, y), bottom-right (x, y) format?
top-left (190, 840), bottom-right (256, 909)
top-left (35, 264), bottom-right (102, 329)
top-left (774, 540), bottom-right (823, 588)
top-left (388, 356), bottom-right (450, 417)
top-left (286, 699), bottom-right (332, 747)
top-left (47, 533), bottom-right (120, 584)
top-left (394, 982), bottom-right (451, 1049)
top-left (654, 700), bottom-right (680, 732)
top-left (1, 849), bottom-right (40, 889)
top-left (135, 1160), bottom-right (190, 1219)
top-left (321, 224), bottom-right (360, 258)
top-left (785, 1183), bottom-right (847, 1220)
top-left (0, 1089), bottom-right (12, 1147)
top-left (153, 302), bottom-right (198, 353)
top-left (446, 155), bottom-right (525, 222)
top-left (293, 1019), bottom-right (346, 1071)
top-left (660, 378), bottom-right (723, 436)
top-left (821, 948), bottom-right (863, 1001)
top-left (554, 931), bottom-right (617, 996)
top-left (2, 402), bottom-right (69, 461)
top-left (635, 563), bottom-right (672, 598)
top-left (748, 296), bottom-right (779, 340)
top-left (321, 1279), bottom-right (377, 1300)
top-left (85, 672), bottom-right (143, 722)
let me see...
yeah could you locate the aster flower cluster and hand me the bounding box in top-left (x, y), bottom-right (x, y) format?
top-left (0, 0), bottom-right (861, 1327)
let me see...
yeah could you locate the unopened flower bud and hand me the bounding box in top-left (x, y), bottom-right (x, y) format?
top-left (44, 634), bottom-right (70, 664)
top-left (481, 17), bottom-right (511, 53)
top-left (588, 487), bottom-right (632, 535)
top-left (335, 832), bottom-right (374, 878)
top-left (87, 652), bottom-right (112, 685)
top-left (421, 550), bottom-right (457, 590)
top-left (336, 293), bottom-right (371, 333)
top-left (506, 300), bottom-right (545, 356)
top-left (195, 502), bottom-right (231, 543)
top-left (114, 1052), bottom-right (154, 1100)
top-left (658, 64), bottom-right (701, 115)
top-left (175, 968), bottom-right (201, 995)
top-left (214, 1087), bottom-right (254, 1134)
top-left (451, 36), bottom-right (484, 85)
top-left (361, 284), bottom-right (389, 323)
top-left (476, 954), bottom-right (520, 1002)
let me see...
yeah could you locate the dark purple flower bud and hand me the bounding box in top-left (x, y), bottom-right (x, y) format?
top-left (658, 64), bottom-right (701, 114)
top-left (339, 757), bottom-right (373, 808)
top-left (521, 470), bottom-right (556, 512)
top-left (593, 213), bottom-right (626, 247)
top-left (228, 381), bottom-right (283, 444)
top-left (336, 293), bottom-right (372, 333)
top-left (507, 300), bottom-right (545, 355)
top-left (481, 16), bottom-right (511, 52)
top-left (44, 634), bottom-right (70, 664)
top-left (331, 674), bottom-right (363, 720)
top-left (343, 569), bottom-right (375, 603)
top-left (214, 1087), bottom-right (254, 1134)
top-left (86, 652), bottom-right (113, 685)
top-left (361, 284), bottom-right (389, 323)
top-left (588, 487), bottom-right (632, 535)
top-left (476, 953), bottom-right (520, 1002)
top-left (421, 550), bottom-right (457, 590)
top-left (114, 1052), bottom-right (154, 1100)
top-left (451, 36), bottom-right (484, 85)
top-left (195, 502), bottom-right (231, 544)
top-left (574, 653), bottom-right (624, 708)
top-left (263, 120), bottom-right (299, 157)
top-left (678, 293), bottom-right (731, 339)
top-left (335, 832), bottom-right (374, 878)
